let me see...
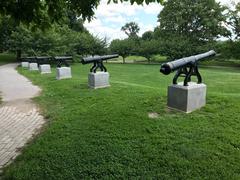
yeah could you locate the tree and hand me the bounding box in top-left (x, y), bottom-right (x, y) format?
top-left (121, 22), bottom-right (140, 38)
top-left (227, 3), bottom-right (240, 40)
top-left (156, 0), bottom-right (230, 58)
top-left (142, 31), bottom-right (154, 41)
top-left (66, 10), bottom-right (88, 33)
top-left (110, 39), bottom-right (135, 63)
top-left (0, 15), bottom-right (15, 52)
top-left (137, 40), bottom-right (159, 63)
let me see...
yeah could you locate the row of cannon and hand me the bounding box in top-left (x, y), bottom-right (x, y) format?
top-left (21, 50), bottom-right (216, 86)
top-left (21, 50), bottom-right (216, 113)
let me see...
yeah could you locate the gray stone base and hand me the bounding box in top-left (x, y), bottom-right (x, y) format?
top-left (39, 64), bottom-right (51, 74)
top-left (88, 72), bottom-right (110, 89)
top-left (29, 63), bottom-right (39, 71)
top-left (167, 82), bottom-right (206, 113)
top-left (21, 62), bottom-right (29, 68)
top-left (56, 67), bottom-right (72, 80)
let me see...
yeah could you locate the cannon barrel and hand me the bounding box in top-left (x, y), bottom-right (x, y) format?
top-left (21, 57), bottom-right (37, 63)
top-left (54, 56), bottom-right (73, 61)
top-left (160, 50), bottom-right (216, 75)
top-left (53, 56), bottom-right (73, 67)
top-left (35, 56), bottom-right (52, 65)
top-left (81, 54), bottom-right (119, 64)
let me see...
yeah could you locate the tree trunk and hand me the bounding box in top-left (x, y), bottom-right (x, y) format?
top-left (123, 57), bottom-right (126, 64)
top-left (16, 49), bottom-right (22, 61)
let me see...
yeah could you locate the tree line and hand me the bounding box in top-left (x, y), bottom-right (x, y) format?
top-left (0, 0), bottom-right (239, 62)
top-left (110, 0), bottom-right (240, 62)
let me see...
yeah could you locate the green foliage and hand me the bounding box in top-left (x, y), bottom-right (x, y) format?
top-left (66, 10), bottom-right (88, 33)
top-left (7, 24), bottom-right (107, 57)
top-left (0, 53), bottom-right (16, 65)
top-left (137, 40), bottom-right (159, 62)
top-left (215, 40), bottom-right (240, 59)
top-left (156, 0), bottom-right (230, 59)
top-left (227, 3), bottom-right (240, 40)
top-left (121, 22), bottom-right (140, 38)
top-left (2, 64), bottom-right (240, 179)
top-left (141, 31), bottom-right (154, 41)
top-left (0, 15), bottom-right (15, 52)
top-left (110, 38), bottom-right (136, 63)
top-left (0, 0), bottom-right (97, 26)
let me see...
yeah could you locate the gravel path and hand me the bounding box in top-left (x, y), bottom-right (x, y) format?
top-left (0, 63), bottom-right (45, 172)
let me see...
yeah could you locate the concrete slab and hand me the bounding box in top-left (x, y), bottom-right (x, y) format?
top-left (88, 72), bottom-right (110, 89)
top-left (167, 82), bottom-right (206, 113)
top-left (21, 62), bottom-right (29, 68)
top-left (39, 64), bottom-right (51, 74)
top-left (56, 67), bottom-right (72, 80)
top-left (29, 63), bottom-right (38, 71)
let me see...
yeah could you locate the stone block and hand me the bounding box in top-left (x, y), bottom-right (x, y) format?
top-left (39, 64), bottom-right (51, 74)
top-left (167, 82), bottom-right (206, 113)
top-left (21, 62), bottom-right (29, 68)
top-left (56, 67), bottom-right (72, 80)
top-left (88, 72), bottom-right (110, 89)
top-left (29, 63), bottom-right (38, 71)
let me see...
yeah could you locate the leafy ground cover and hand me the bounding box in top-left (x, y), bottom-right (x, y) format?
top-left (2, 63), bottom-right (240, 179)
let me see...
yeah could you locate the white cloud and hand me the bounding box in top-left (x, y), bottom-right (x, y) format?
top-left (142, 3), bottom-right (163, 14)
top-left (105, 15), bottom-right (126, 23)
top-left (84, 18), bottom-right (127, 42)
top-left (217, 0), bottom-right (240, 8)
top-left (95, 0), bottom-right (143, 17)
top-left (84, 0), bottom-right (162, 42)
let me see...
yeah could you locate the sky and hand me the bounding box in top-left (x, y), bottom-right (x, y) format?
top-left (84, 0), bottom-right (240, 42)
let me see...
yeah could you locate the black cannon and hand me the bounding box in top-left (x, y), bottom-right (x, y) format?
top-left (81, 54), bottom-right (119, 73)
top-left (54, 56), bottom-right (73, 67)
top-left (36, 56), bottom-right (52, 65)
top-left (160, 50), bottom-right (216, 86)
top-left (21, 57), bottom-right (37, 63)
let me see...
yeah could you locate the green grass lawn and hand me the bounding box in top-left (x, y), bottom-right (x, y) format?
top-left (2, 64), bottom-right (240, 179)
top-left (0, 53), bottom-right (16, 65)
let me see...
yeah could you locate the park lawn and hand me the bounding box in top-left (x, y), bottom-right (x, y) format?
top-left (2, 63), bottom-right (240, 179)
top-left (0, 53), bottom-right (16, 65)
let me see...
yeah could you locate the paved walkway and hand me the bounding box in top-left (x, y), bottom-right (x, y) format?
top-left (0, 64), bottom-right (45, 172)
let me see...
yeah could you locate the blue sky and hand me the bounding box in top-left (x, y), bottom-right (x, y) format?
top-left (84, 0), bottom-right (239, 42)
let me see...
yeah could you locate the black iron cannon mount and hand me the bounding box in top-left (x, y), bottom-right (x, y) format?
top-left (81, 54), bottom-right (119, 73)
top-left (54, 56), bottom-right (73, 67)
top-left (160, 50), bottom-right (216, 86)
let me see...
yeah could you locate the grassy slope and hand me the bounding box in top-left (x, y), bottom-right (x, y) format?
top-left (2, 64), bottom-right (240, 179)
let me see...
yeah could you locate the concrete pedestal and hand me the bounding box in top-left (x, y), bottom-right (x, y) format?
top-left (39, 64), bottom-right (51, 74)
top-left (29, 63), bottom-right (39, 71)
top-left (167, 82), bottom-right (206, 113)
top-left (21, 62), bottom-right (29, 68)
top-left (56, 67), bottom-right (72, 80)
top-left (88, 72), bottom-right (110, 89)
